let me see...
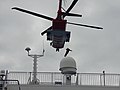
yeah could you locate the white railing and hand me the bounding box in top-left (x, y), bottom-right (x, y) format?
top-left (7, 72), bottom-right (120, 86)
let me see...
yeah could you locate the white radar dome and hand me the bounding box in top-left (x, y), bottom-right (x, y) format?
top-left (59, 57), bottom-right (77, 74)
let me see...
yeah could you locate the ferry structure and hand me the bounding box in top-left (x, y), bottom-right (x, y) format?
top-left (0, 57), bottom-right (120, 90)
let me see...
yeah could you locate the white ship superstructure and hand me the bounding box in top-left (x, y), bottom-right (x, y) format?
top-left (0, 57), bottom-right (120, 90)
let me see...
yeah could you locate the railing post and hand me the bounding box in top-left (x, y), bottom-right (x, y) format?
top-left (76, 73), bottom-right (78, 85)
top-left (51, 72), bottom-right (53, 85)
top-left (30, 72), bottom-right (32, 82)
top-left (119, 75), bottom-right (120, 86)
top-left (79, 73), bottom-right (82, 85)
top-left (100, 74), bottom-right (102, 86)
top-left (103, 71), bottom-right (105, 86)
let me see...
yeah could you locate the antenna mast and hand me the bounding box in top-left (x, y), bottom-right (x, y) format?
top-left (25, 47), bottom-right (44, 84)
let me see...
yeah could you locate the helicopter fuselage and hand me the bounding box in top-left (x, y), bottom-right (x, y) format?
top-left (47, 19), bottom-right (70, 51)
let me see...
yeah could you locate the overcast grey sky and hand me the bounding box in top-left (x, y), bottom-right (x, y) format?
top-left (0, 0), bottom-right (120, 73)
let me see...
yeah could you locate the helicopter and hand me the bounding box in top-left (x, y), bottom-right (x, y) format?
top-left (12, 0), bottom-right (103, 52)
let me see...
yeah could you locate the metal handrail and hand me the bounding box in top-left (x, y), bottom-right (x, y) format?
top-left (7, 72), bottom-right (120, 86)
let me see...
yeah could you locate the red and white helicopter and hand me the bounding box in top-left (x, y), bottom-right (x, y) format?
top-left (12, 0), bottom-right (103, 52)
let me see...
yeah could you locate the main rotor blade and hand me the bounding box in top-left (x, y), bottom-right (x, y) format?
top-left (67, 22), bottom-right (103, 29)
top-left (41, 26), bottom-right (52, 36)
top-left (12, 7), bottom-right (53, 21)
top-left (62, 12), bottom-right (82, 17)
top-left (63, 0), bottom-right (78, 18)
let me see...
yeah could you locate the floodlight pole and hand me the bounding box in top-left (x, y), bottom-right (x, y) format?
top-left (25, 47), bottom-right (45, 84)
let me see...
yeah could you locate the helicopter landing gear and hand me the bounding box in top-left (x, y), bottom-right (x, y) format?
top-left (50, 42), bottom-right (53, 46)
top-left (56, 48), bottom-right (59, 52)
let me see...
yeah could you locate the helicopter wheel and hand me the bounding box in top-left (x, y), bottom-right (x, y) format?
top-left (50, 42), bottom-right (53, 46)
top-left (56, 48), bottom-right (59, 52)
